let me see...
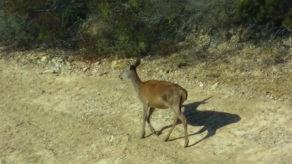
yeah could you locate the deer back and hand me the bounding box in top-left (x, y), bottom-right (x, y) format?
top-left (138, 80), bottom-right (187, 109)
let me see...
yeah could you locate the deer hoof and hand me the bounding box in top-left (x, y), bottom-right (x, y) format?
top-left (164, 136), bottom-right (169, 142)
top-left (153, 131), bottom-right (160, 136)
top-left (184, 141), bottom-right (189, 148)
top-left (140, 134), bottom-right (144, 139)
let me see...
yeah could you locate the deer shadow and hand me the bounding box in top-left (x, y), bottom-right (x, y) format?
top-left (160, 97), bottom-right (241, 147)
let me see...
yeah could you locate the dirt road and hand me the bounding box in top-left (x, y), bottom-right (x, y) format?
top-left (0, 55), bottom-right (291, 163)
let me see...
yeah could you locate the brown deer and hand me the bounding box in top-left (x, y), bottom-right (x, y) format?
top-left (119, 58), bottom-right (189, 147)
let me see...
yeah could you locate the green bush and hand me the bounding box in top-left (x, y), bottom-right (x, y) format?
top-left (237, 0), bottom-right (292, 28)
top-left (1, 0), bottom-right (86, 48)
top-left (0, 13), bottom-right (22, 41)
top-left (2, 0), bottom-right (288, 58)
top-left (2, 0), bottom-right (191, 56)
top-left (85, 0), bottom-right (188, 57)
top-left (6, 0), bottom-right (45, 14)
top-left (282, 10), bottom-right (292, 30)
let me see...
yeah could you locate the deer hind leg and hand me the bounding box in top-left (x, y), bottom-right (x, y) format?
top-left (166, 96), bottom-right (189, 147)
top-left (164, 114), bottom-right (178, 142)
top-left (176, 110), bottom-right (189, 148)
top-left (140, 103), bottom-right (149, 139)
top-left (147, 107), bottom-right (159, 135)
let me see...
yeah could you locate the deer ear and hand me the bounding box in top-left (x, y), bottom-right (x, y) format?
top-left (134, 58), bottom-right (141, 67)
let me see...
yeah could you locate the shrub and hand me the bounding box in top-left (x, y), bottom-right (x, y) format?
top-left (1, 0), bottom-right (86, 48)
top-left (85, 0), bottom-right (188, 57)
top-left (237, 0), bottom-right (292, 28)
top-left (282, 10), bottom-right (292, 30)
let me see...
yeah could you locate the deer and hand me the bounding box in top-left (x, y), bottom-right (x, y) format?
top-left (119, 58), bottom-right (189, 148)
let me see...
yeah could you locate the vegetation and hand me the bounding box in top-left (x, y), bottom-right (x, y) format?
top-left (0, 0), bottom-right (291, 58)
top-left (237, 0), bottom-right (292, 28)
top-left (0, 0), bottom-right (86, 48)
top-left (84, 0), bottom-right (188, 57)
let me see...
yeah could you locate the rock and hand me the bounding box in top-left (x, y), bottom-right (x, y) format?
top-left (111, 61), bottom-right (117, 68)
top-left (199, 82), bottom-right (204, 87)
top-left (98, 159), bottom-right (113, 164)
top-left (65, 61), bottom-right (71, 67)
top-left (99, 71), bottom-right (109, 76)
top-left (67, 55), bottom-right (75, 62)
top-left (41, 56), bottom-right (47, 62)
top-left (42, 68), bottom-right (60, 74)
top-left (212, 82), bottom-right (219, 90)
top-left (83, 67), bottom-right (90, 72)
top-left (111, 60), bottom-right (124, 69)
top-left (95, 61), bottom-right (101, 65)
top-left (42, 70), bottom-right (53, 74)
top-left (108, 135), bottom-right (114, 142)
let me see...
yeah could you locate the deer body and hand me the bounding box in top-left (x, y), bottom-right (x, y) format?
top-left (139, 80), bottom-right (187, 109)
top-left (119, 59), bottom-right (189, 147)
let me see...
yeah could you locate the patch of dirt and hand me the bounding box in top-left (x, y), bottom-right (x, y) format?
top-left (0, 47), bottom-right (291, 163)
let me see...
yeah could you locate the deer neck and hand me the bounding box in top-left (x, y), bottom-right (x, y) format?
top-left (130, 70), bottom-right (142, 92)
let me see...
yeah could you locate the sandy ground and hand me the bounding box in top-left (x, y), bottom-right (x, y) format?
top-left (0, 53), bottom-right (291, 164)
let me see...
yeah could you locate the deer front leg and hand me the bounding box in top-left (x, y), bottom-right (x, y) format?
top-left (140, 103), bottom-right (148, 139)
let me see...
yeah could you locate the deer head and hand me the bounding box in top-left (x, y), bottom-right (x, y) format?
top-left (119, 58), bottom-right (141, 80)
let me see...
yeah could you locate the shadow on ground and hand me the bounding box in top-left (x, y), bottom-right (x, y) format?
top-left (161, 97), bottom-right (241, 147)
